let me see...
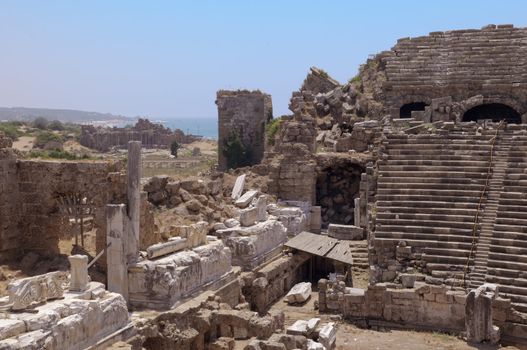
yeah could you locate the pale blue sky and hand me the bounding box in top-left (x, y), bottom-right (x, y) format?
top-left (0, 1), bottom-right (526, 120)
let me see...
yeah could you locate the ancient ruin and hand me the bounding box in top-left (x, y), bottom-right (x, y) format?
top-left (2, 23), bottom-right (527, 349)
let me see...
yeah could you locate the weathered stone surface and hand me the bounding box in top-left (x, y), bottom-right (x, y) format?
top-left (255, 195), bottom-right (268, 222)
top-left (400, 274), bottom-right (417, 288)
top-left (147, 237), bottom-right (187, 259)
top-left (307, 339), bottom-right (324, 350)
top-left (285, 282), bottom-right (312, 304)
top-left (319, 322), bottom-right (336, 350)
top-left (68, 255), bottom-right (89, 292)
top-left (8, 271), bottom-right (68, 311)
top-left (286, 320), bottom-right (308, 336)
top-left (466, 283), bottom-right (500, 344)
top-left (327, 224), bottom-right (363, 240)
top-left (231, 174), bottom-right (247, 200)
top-left (236, 190), bottom-right (258, 208)
top-left (240, 207), bottom-right (258, 227)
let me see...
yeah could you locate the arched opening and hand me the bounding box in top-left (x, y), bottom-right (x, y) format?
top-left (400, 102), bottom-right (428, 118)
top-left (462, 103), bottom-right (521, 123)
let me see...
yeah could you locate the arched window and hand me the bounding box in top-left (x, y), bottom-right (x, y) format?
top-left (462, 103), bottom-right (521, 123)
top-left (400, 102), bottom-right (428, 118)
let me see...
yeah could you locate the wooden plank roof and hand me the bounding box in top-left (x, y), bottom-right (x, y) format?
top-left (285, 231), bottom-right (354, 265)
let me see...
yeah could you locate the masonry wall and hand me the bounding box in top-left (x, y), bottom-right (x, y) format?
top-left (378, 25), bottom-right (527, 119)
top-left (0, 147), bottom-right (21, 260)
top-left (216, 90), bottom-right (272, 171)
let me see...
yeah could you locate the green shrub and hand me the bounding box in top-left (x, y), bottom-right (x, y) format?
top-left (35, 131), bottom-right (63, 148)
top-left (48, 120), bottom-right (64, 131)
top-left (33, 117), bottom-right (49, 129)
top-left (348, 75), bottom-right (361, 85)
top-left (27, 150), bottom-right (90, 160)
top-left (222, 132), bottom-right (251, 169)
top-left (170, 140), bottom-right (180, 158)
top-left (265, 118), bottom-right (282, 146)
top-left (0, 122), bottom-right (22, 140)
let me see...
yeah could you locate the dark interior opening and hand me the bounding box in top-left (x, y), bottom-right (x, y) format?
top-left (316, 162), bottom-right (363, 228)
top-left (462, 103), bottom-right (521, 123)
top-left (400, 102), bottom-right (428, 118)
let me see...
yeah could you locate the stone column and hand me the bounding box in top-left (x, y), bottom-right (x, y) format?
top-left (68, 255), bottom-right (89, 292)
top-left (354, 197), bottom-right (361, 227)
top-left (309, 206), bottom-right (321, 234)
top-left (466, 284), bottom-right (500, 344)
top-left (107, 204), bottom-right (129, 301)
top-left (126, 141), bottom-right (141, 263)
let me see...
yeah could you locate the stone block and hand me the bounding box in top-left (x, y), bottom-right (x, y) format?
top-left (235, 190), bottom-right (258, 208)
top-left (327, 224), bottom-right (363, 240)
top-left (68, 255), bottom-right (89, 292)
top-left (286, 320), bottom-right (308, 336)
top-left (240, 207), bottom-right (258, 227)
top-left (146, 237), bottom-right (187, 259)
top-left (285, 282), bottom-right (312, 304)
top-left (400, 274), bottom-right (416, 288)
top-left (319, 322), bottom-right (336, 349)
top-left (231, 174), bottom-right (246, 200)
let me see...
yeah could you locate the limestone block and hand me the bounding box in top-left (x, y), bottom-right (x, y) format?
top-left (240, 207), bottom-right (258, 227)
top-left (256, 195), bottom-right (268, 222)
top-left (466, 283), bottom-right (500, 344)
top-left (68, 255), bottom-right (90, 292)
top-left (400, 274), bottom-right (417, 288)
top-left (307, 339), bottom-right (324, 350)
top-left (286, 282), bottom-right (312, 304)
top-left (147, 237), bottom-right (187, 259)
top-left (319, 322), bottom-right (336, 349)
top-left (8, 271), bottom-right (68, 311)
top-left (231, 174), bottom-right (246, 200)
top-left (0, 319), bottom-right (26, 341)
top-left (286, 320), bottom-right (309, 336)
top-left (327, 224), bottom-right (363, 240)
top-left (307, 318), bottom-right (320, 333)
top-left (236, 190), bottom-right (258, 208)
top-left (225, 218), bottom-right (240, 228)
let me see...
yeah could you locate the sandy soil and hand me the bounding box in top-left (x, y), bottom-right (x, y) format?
top-left (11, 136), bottom-right (35, 151)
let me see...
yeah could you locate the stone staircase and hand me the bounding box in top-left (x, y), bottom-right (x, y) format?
top-left (349, 240), bottom-right (369, 270)
top-left (485, 134), bottom-right (527, 312)
top-left (375, 132), bottom-right (497, 281)
top-left (468, 135), bottom-right (512, 287)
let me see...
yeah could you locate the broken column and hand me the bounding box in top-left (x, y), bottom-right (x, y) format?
top-left (126, 141), bottom-right (141, 263)
top-left (106, 204), bottom-right (129, 301)
top-left (68, 255), bottom-right (89, 292)
top-left (465, 284), bottom-right (500, 344)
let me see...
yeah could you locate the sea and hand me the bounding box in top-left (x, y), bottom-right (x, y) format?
top-left (161, 117), bottom-right (217, 139)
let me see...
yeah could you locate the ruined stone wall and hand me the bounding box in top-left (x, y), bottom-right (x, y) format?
top-left (375, 25), bottom-right (527, 120)
top-left (216, 90), bottom-right (272, 171)
top-left (80, 118), bottom-right (196, 152)
top-left (15, 160), bottom-right (125, 256)
top-left (0, 135), bottom-right (20, 260)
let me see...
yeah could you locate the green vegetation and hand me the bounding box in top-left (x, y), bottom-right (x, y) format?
top-left (170, 140), bottom-right (180, 158)
top-left (348, 75), bottom-right (361, 86)
top-left (318, 69), bottom-right (329, 78)
top-left (35, 131), bottom-right (64, 148)
top-left (223, 131), bottom-right (251, 169)
top-left (0, 122), bottom-right (22, 140)
top-left (265, 117), bottom-right (282, 145)
top-left (48, 120), bottom-right (64, 131)
top-left (27, 150), bottom-right (91, 160)
top-left (32, 117), bottom-right (49, 129)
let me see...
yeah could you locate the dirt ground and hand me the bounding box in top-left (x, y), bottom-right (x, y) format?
top-left (11, 136), bottom-right (35, 151)
top-left (262, 292), bottom-right (522, 350)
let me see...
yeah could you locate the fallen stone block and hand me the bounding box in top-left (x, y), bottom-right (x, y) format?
top-left (307, 339), bottom-right (325, 350)
top-left (240, 207), bottom-right (258, 227)
top-left (286, 320), bottom-right (308, 336)
top-left (236, 190), bottom-right (258, 208)
top-left (147, 237), bottom-right (187, 259)
top-left (319, 322), bottom-right (336, 349)
top-left (285, 282), bottom-right (312, 304)
top-left (231, 174), bottom-right (246, 200)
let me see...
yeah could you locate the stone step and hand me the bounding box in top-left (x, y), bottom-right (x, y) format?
top-left (377, 188), bottom-right (483, 197)
top-left (499, 198), bottom-right (527, 206)
top-left (494, 224), bottom-right (527, 234)
top-left (375, 232), bottom-right (474, 243)
top-left (386, 143), bottom-right (493, 150)
top-left (376, 212), bottom-right (476, 223)
top-left (496, 217), bottom-right (527, 226)
top-left (379, 170), bottom-right (488, 179)
top-left (424, 247), bottom-right (473, 257)
top-left (425, 262), bottom-right (468, 272)
top-left (376, 206), bottom-right (477, 216)
top-left (373, 238), bottom-right (473, 250)
top-left (490, 237), bottom-right (527, 249)
top-left (379, 176), bottom-right (486, 184)
top-left (377, 182), bottom-right (485, 191)
top-left (489, 251), bottom-right (527, 264)
top-left (423, 254), bottom-right (473, 265)
top-left (486, 275), bottom-right (527, 288)
top-left (381, 159), bottom-right (490, 167)
top-left (490, 245), bottom-right (527, 256)
top-left (376, 218), bottom-right (477, 230)
top-left (487, 259), bottom-right (527, 271)
top-left (377, 200), bottom-right (480, 209)
top-left (380, 165), bottom-right (491, 173)
top-left (497, 205), bottom-right (527, 214)
top-left (375, 224), bottom-right (474, 235)
top-left (383, 155), bottom-right (495, 161)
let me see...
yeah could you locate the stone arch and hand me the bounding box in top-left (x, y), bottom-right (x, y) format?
top-left (462, 103), bottom-right (522, 123)
top-left (458, 95), bottom-right (525, 123)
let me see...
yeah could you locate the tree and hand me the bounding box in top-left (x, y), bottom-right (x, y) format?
top-left (223, 131), bottom-right (251, 169)
top-left (170, 140), bottom-right (180, 158)
top-left (48, 120), bottom-right (64, 131)
top-left (33, 117), bottom-right (49, 129)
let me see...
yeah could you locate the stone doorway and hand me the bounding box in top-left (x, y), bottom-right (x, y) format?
top-left (399, 102), bottom-right (428, 118)
top-left (316, 162), bottom-right (363, 228)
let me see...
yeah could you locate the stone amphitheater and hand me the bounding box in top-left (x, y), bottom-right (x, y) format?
top-left (1, 24), bottom-right (527, 349)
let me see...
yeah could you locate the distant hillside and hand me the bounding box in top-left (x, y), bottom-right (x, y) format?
top-left (0, 107), bottom-right (134, 124)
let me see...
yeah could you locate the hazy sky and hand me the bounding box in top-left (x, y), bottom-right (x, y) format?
top-left (0, 0), bottom-right (526, 120)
